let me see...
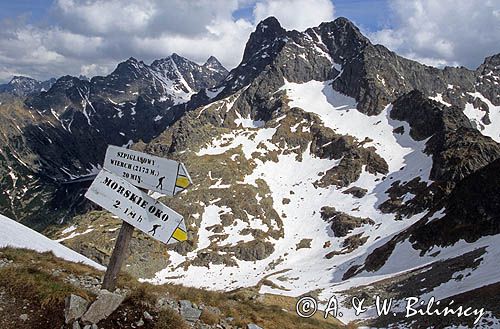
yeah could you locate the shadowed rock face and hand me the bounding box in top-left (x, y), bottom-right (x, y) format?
top-left (354, 89), bottom-right (500, 275)
top-left (356, 156), bottom-right (500, 276)
top-left (411, 158), bottom-right (500, 250)
top-left (392, 90), bottom-right (500, 186)
top-left (361, 158), bottom-right (500, 274)
top-left (391, 90), bottom-right (473, 141)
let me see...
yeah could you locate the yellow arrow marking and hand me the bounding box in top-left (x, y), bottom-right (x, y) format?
top-left (172, 227), bottom-right (188, 241)
top-left (176, 176), bottom-right (190, 188)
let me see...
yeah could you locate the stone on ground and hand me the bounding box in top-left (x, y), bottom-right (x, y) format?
top-left (179, 299), bottom-right (202, 322)
top-left (81, 291), bottom-right (125, 324)
top-left (65, 294), bottom-right (90, 323)
top-left (248, 324), bottom-right (263, 329)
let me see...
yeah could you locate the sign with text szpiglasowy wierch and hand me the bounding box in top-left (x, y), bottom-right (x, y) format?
top-left (85, 169), bottom-right (188, 244)
top-left (103, 145), bottom-right (192, 196)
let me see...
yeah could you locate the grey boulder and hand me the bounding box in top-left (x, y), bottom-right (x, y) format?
top-left (81, 291), bottom-right (125, 324)
top-left (65, 294), bottom-right (89, 324)
top-left (248, 324), bottom-right (263, 329)
top-left (179, 300), bottom-right (202, 322)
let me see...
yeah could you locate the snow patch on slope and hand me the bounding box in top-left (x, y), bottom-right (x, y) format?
top-left (197, 128), bottom-right (277, 159)
top-left (281, 79), bottom-right (433, 176)
top-left (234, 111), bottom-right (265, 128)
top-left (463, 92), bottom-right (500, 143)
top-left (323, 234), bottom-right (500, 325)
top-left (0, 214), bottom-right (103, 270)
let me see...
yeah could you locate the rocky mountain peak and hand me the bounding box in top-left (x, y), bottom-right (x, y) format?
top-left (170, 52), bottom-right (182, 59)
top-left (0, 75), bottom-right (56, 97)
top-left (25, 74), bottom-right (90, 114)
top-left (312, 16), bottom-right (371, 60)
top-left (257, 16), bottom-right (283, 33)
top-left (9, 75), bottom-right (37, 84)
top-left (482, 53), bottom-right (500, 67)
top-left (321, 17), bottom-right (369, 42)
top-left (112, 57), bottom-right (148, 76)
top-left (125, 56), bottom-right (139, 63)
top-left (209, 16), bottom-right (373, 107)
top-left (151, 53), bottom-right (228, 93)
top-left (478, 53), bottom-right (500, 76)
top-left (6, 76), bottom-right (39, 94)
top-left (242, 16), bottom-right (286, 63)
top-left (50, 75), bottom-right (90, 95)
top-left (51, 75), bottom-right (82, 88)
top-left (204, 55), bottom-right (226, 72)
top-left (168, 52), bottom-right (189, 66)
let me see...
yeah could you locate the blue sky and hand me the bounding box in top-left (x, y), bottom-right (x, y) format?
top-left (233, 0), bottom-right (392, 31)
top-left (4, 0), bottom-right (391, 31)
top-left (0, 0), bottom-right (52, 22)
top-left (0, 0), bottom-right (498, 82)
top-left (333, 0), bottom-right (392, 31)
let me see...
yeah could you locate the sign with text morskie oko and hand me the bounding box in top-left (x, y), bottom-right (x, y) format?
top-left (103, 145), bottom-right (192, 196)
top-left (85, 169), bottom-right (188, 244)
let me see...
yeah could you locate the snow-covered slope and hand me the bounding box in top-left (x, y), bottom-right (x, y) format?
top-left (136, 74), bottom-right (500, 327)
top-left (144, 81), bottom-right (433, 292)
top-left (0, 214), bottom-right (104, 270)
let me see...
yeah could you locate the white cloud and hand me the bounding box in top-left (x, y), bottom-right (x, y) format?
top-left (53, 0), bottom-right (245, 37)
top-left (1, 0), bottom-right (333, 82)
top-left (369, 0), bottom-right (500, 68)
top-left (130, 18), bottom-right (254, 69)
top-left (0, 0), bottom-right (256, 81)
top-left (55, 0), bottom-right (156, 35)
top-left (253, 0), bottom-right (334, 31)
top-left (80, 63), bottom-right (115, 78)
top-left (0, 0), bottom-right (497, 82)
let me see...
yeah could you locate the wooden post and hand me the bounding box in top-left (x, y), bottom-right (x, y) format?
top-left (101, 221), bottom-right (134, 291)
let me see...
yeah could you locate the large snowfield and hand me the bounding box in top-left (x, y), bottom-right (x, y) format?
top-left (146, 80), bottom-right (434, 292)
top-left (143, 80), bottom-right (500, 327)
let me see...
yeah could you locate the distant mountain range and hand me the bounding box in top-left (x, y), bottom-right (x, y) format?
top-left (0, 76), bottom-right (57, 97)
top-left (0, 53), bottom-right (228, 228)
top-left (1, 16), bottom-right (499, 328)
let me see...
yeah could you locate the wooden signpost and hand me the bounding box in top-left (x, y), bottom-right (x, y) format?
top-left (84, 145), bottom-right (192, 291)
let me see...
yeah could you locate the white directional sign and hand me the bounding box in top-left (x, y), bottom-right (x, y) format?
top-left (85, 169), bottom-right (188, 244)
top-left (103, 145), bottom-right (192, 196)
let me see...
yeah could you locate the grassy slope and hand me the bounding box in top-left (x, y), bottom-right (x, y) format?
top-left (0, 247), bottom-right (344, 329)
